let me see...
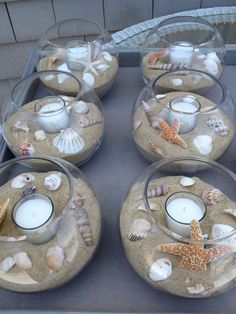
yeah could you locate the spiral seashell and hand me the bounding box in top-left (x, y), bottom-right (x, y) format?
top-left (12, 121), bottom-right (29, 133)
top-left (148, 62), bottom-right (188, 70)
top-left (202, 188), bottom-right (224, 205)
top-left (53, 128), bottom-right (84, 154)
top-left (44, 172), bottom-right (62, 191)
top-left (147, 182), bottom-right (170, 198)
top-left (207, 116), bottom-right (229, 137)
top-left (142, 101), bottom-right (160, 129)
top-left (46, 246), bottom-right (65, 272)
top-left (76, 207), bottom-right (94, 246)
top-left (13, 252), bottom-right (32, 270)
top-left (79, 117), bottom-right (102, 128)
top-left (34, 130), bottom-right (47, 141)
top-left (149, 258), bottom-right (172, 281)
top-left (74, 101), bottom-right (89, 115)
top-left (0, 257), bottom-right (15, 273)
top-left (0, 198), bottom-right (10, 224)
top-left (11, 173), bottom-right (35, 189)
top-left (128, 218), bottom-right (151, 241)
top-left (15, 142), bottom-right (35, 157)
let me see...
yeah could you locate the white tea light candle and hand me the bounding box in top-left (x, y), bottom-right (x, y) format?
top-left (170, 41), bottom-right (194, 66)
top-left (66, 40), bottom-right (88, 70)
top-left (165, 192), bottom-right (206, 237)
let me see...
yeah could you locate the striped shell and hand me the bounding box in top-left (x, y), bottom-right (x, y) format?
top-left (148, 62), bottom-right (188, 70)
top-left (202, 188), bottom-right (224, 205)
top-left (79, 117), bottom-right (102, 128)
top-left (128, 218), bottom-right (151, 241)
top-left (147, 183), bottom-right (170, 198)
top-left (0, 199), bottom-right (10, 224)
top-left (142, 101), bottom-right (160, 128)
top-left (207, 116), bottom-right (229, 137)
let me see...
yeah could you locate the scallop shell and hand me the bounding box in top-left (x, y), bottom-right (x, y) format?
top-left (147, 183), bottom-right (169, 198)
top-left (83, 72), bottom-right (95, 86)
top-left (149, 258), bottom-right (172, 281)
top-left (12, 121), bottom-right (29, 133)
top-left (13, 252), bottom-right (32, 270)
top-left (202, 188), bottom-right (224, 205)
top-left (46, 246), bottom-right (65, 272)
top-left (128, 218), bottom-right (151, 241)
top-left (53, 128), bottom-right (84, 154)
top-left (212, 224), bottom-right (236, 249)
top-left (193, 135), bottom-right (212, 155)
top-left (96, 63), bottom-right (110, 72)
top-left (223, 208), bottom-right (236, 218)
top-left (103, 51), bottom-right (112, 62)
top-left (179, 176), bottom-right (195, 187)
top-left (172, 78), bottom-right (183, 87)
top-left (187, 283), bottom-right (206, 295)
top-left (15, 142), bottom-right (35, 157)
top-left (207, 116), bottom-right (229, 137)
top-left (44, 173), bottom-right (62, 191)
top-left (0, 198), bottom-right (10, 224)
top-left (0, 257), bottom-right (15, 273)
top-left (34, 130), bottom-right (47, 141)
top-left (74, 101), bottom-right (89, 115)
top-left (11, 173), bottom-right (35, 189)
top-left (133, 120), bottom-right (142, 131)
top-left (204, 58), bottom-right (218, 76)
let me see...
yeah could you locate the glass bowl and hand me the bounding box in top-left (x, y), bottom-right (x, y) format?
top-left (120, 156), bottom-right (236, 298)
top-left (132, 69), bottom-right (234, 164)
top-left (1, 70), bottom-right (104, 166)
top-left (0, 156), bottom-right (101, 292)
top-left (35, 18), bottom-right (119, 98)
top-left (141, 16), bottom-right (225, 84)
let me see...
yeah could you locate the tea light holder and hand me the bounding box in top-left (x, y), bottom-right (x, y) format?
top-left (12, 193), bottom-right (56, 244)
top-left (170, 41), bottom-right (194, 66)
top-left (66, 40), bottom-right (88, 70)
top-left (35, 96), bottom-right (70, 133)
top-left (165, 191), bottom-right (207, 237)
top-left (168, 96), bottom-right (201, 133)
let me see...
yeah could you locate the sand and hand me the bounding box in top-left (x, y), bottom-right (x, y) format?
top-left (133, 92), bottom-right (234, 163)
top-left (120, 175), bottom-right (236, 298)
top-left (0, 171), bottom-right (101, 292)
top-left (3, 98), bottom-right (104, 166)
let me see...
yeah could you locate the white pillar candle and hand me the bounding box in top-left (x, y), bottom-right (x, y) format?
top-left (66, 40), bottom-right (88, 70)
top-left (170, 41), bottom-right (194, 66)
top-left (168, 96), bottom-right (200, 133)
top-left (165, 192), bottom-right (206, 237)
top-left (36, 96), bottom-right (70, 133)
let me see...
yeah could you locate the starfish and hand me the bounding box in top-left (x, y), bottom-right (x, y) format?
top-left (157, 220), bottom-right (233, 271)
top-left (158, 118), bottom-right (187, 149)
top-left (76, 42), bottom-right (102, 76)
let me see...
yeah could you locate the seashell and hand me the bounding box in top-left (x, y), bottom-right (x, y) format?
top-left (53, 128), bottom-right (84, 154)
top-left (70, 193), bottom-right (85, 209)
top-left (79, 116), bottom-right (102, 128)
top-left (207, 52), bottom-right (220, 64)
top-left (56, 213), bottom-right (78, 248)
top-left (34, 130), bottom-right (47, 141)
top-left (22, 186), bottom-right (36, 197)
top-left (142, 101), bottom-right (160, 129)
top-left (83, 72), bottom-right (95, 86)
top-left (96, 63), bottom-right (110, 72)
top-left (172, 78), bottom-right (183, 87)
top-left (0, 235), bottom-right (27, 242)
top-left (44, 74), bottom-right (54, 81)
top-left (202, 188), bottom-right (224, 205)
top-left (13, 252), bottom-right (32, 270)
top-left (44, 172), bottom-right (62, 191)
top-left (204, 58), bottom-right (218, 76)
top-left (198, 54), bottom-right (206, 60)
top-left (0, 257), bottom-right (15, 273)
top-left (207, 116), bottom-right (229, 137)
top-left (128, 218), bottom-right (151, 241)
top-left (179, 176), bottom-right (195, 187)
top-left (74, 101), bottom-right (89, 115)
top-left (0, 198), bottom-right (10, 224)
top-left (75, 207), bottom-right (94, 246)
top-left (12, 121), bottom-right (29, 133)
top-left (46, 246), bottom-right (65, 272)
top-left (57, 64), bottom-right (71, 84)
top-left (212, 224), bottom-right (236, 249)
top-left (103, 51), bottom-right (112, 62)
top-left (15, 142), bottom-right (35, 157)
top-left (183, 95), bottom-right (196, 103)
top-left (148, 141), bottom-right (163, 156)
top-left (147, 183), bottom-right (170, 198)
top-left (192, 75), bottom-right (202, 84)
top-left (149, 62), bottom-right (188, 70)
top-left (155, 94), bottom-right (166, 100)
top-left (149, 258), bottom-right (172, 281)
top-left (133, 120), bottom-right (142, 131)
top-left (11, 173), bottom-right (35, 189)
top-left (147, 50), bottom-right (169, 65)
top-left (193, 135), bottom-right (212, 155)
top-left (223, 208), bottom-right (236, 218)
top-left (137, 200), bottom-right (160, 212)
top-left (187, 283), bottom-right (206, 295)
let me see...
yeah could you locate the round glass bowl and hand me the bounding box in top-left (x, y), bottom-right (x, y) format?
top-left (120, 157), bottom-right (236, 298)
top-left (132, 69), bottom-right (234, 163)
top-left (141, 16), bottom-right (225, 84)
top-left (1, 70), bottom-right (104, 166)
top-left (0, 156), bottom-right (101, 292)
top-left (35, 18), bottom-right (119, 98)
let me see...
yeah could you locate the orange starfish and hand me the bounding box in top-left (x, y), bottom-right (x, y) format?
top-left (158, 118), bottom-right (187, 149)
top-left (157, 220), bottom-right (233, 271)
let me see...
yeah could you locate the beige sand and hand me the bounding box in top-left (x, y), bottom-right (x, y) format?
top-left (120, 176), bottom-right (236, 298)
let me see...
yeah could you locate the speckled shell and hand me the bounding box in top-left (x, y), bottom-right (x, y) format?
top-left (207, 116), bottom-right (229, 137)
top-left (46, 246), bottom-right (65, 272)
top-left (44, 173), bottom-right (62, 191)
top-left (11, 173), bottom-right (35, 189)
top-left (15, 142), bottom-right (35, 157)
top-left (53, 128), bottom-right (84, 154)
top-left (13, 252), bottom-right (32, 270)
top-left (202, 188), bottom-right (224, 205)
top-left (149, 258), bottom-right (172, 281)
top-left (128, 218), bottom-right (151, 241)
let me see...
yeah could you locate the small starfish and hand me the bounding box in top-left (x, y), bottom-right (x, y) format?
top-left (157, 220), bottom-right (233, 271)
top-left (76, 42), bottom-right (102, 76)
top-left (158, 118), bottom-right (187, 149)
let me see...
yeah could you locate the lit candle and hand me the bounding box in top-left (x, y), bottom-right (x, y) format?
top-left (36, 96), bottom-right (70, 133)
top-left (165, 192), bottom-right (206, 237)
top-left (168, 96), bottom-right (200, 133)
top-left (170, 41), bottom-right (193, 66)
top-left (66, 40), bottom-right (88, 70)
top-left (12, 193), bottom-right (55, 244)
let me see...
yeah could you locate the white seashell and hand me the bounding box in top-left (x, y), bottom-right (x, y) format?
top-left (137, 200), bottom-right (160, 212)
top-left (179, 176), bottom-right (195, 187)
top-left (193, 135), bottom-right (212, 155)
top-left (12, 121), bottom-right (29, 133)
top-left (96, 63), bottom-right (110, 72)
top-left (34, 130), bottom-right (47, 141)
top-left (212, 224), bottom-right (236, 249)
top-left (13, 252), bottom-right (32, 270)
top-left (149, 258), bottom-right (172, 281)
top-left (103, 51), bottom-right (112, 62)
top-left (0, 257), bottom-right (15, 273)
top-left (155, 94), bottom-right (166, 100)
top-left (187, 283), bottom-right (206, 295)
top-left (74, 101), bottom-right (89, 115)
top-left (57, 63), bottom-right (71, 84)
top-left (192, 75), bottom-right (202, 84)
top-left (83, 72), bottom-right (95, 86)
top-left (57, 63), bottom-right (71, 72)
top-left (207, 52), bottom-right (220, 64)
top-left (44, 74), bottom-right (54, 81)
top-left (53, 128), bottom-right (84, 154)
top-left (11, 173), bottom-right (35, 189)
top-left (44, 172), bottom-right (62, 191)
top-left (204, 58), bottom-right (218, 76)
top-left (128, 218), bottom-right (151, 241)
top-left (133, 120), bottom-right (142, 131)
top-left (182, 95), bottom-right (196, 103)
top-left (46, 246), bottom-right (65, 272)
top-left (172, 78), bottom-right (183, 87)
top-left (223, 208), bottom-right (236, 218)
top-left (197, 54), bottom-right (206, 60)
